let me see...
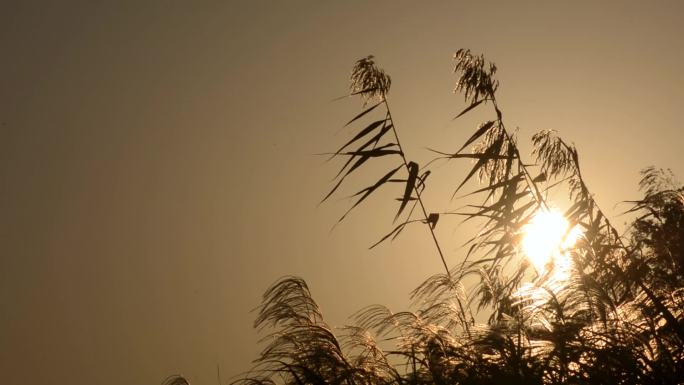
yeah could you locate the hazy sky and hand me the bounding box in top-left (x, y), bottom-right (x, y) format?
top-left (2, 1), bottom-right (683, 384)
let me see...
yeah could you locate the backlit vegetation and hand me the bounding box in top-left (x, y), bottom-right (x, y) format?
top-left (167, 51), bottom-right (684, 385)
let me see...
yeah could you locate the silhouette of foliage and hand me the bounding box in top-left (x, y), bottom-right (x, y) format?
top-left (165, 52), bottom-right (684, 384)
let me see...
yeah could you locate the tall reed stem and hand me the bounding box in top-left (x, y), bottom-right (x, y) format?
top-left (383, 98), bottom-right (472, 334)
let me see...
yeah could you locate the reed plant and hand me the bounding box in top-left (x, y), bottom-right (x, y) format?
top-left (168, 51), bottom-right (684, 385)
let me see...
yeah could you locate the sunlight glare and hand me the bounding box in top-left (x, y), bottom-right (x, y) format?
top-left (522, 209), bottom-right (581, 274)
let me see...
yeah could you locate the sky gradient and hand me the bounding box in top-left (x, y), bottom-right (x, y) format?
top-left (2, 1), bottom-right (683, 384)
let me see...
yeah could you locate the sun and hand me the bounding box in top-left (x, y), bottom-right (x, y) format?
top-left (522, 208), bottom-right (582, 274)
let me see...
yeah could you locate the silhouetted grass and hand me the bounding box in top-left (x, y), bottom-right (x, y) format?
top-left (166, 51), bottom-right (684, 385)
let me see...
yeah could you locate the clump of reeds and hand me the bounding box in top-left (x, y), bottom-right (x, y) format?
top-left (167, 51), bottom-right (684, 385)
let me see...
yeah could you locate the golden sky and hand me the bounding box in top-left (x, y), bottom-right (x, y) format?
top-left (1, 1), bottom-right (683, 384)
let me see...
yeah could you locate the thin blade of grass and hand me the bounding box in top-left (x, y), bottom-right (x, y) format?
top-left (333, 119), bottom-right (387, 156)
top-left (338, 164), bottom-right (403, 223)
top-left (452, 99), bottom-right (484, 120)
top-left (322, 144), bottom-right (400, 203)
top-left (455, 121), bottom-right (495, 153)
top-left (370, 219), bottom-right (420, 249)
top-left (344, 101), bottom-right (383, 127)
